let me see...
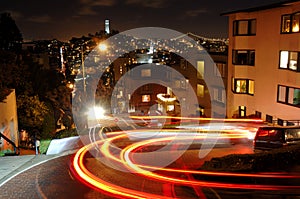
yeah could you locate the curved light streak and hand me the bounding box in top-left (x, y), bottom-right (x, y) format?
top-left (72, 143), bottom-right (176, 199)
top-left (130, 116), bottom-right (264, 123)
top-left (72, 119), bottom-right (300, 198)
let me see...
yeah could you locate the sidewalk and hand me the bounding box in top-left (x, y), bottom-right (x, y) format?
top-left (0, 136), bottom-right (83, 187)
top-left (0, 153), bottom-right (58, 186)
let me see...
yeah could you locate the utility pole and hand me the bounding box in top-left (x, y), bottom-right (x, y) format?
top-left (81, 45), bottom-right (86, 94)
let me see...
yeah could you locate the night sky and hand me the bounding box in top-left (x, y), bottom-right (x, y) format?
top-left (0, 0), bottom-right (283, 41)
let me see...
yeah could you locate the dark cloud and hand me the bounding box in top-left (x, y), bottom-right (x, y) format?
top-left (80, 0), bottom-right (116, 7)
top-left (125, 0), bottom-right (170, 8)
top-left (185, 9), bottom-right (208, 17)
top-left (78, 0), bottom-right (117, 16)
top-left (27, 15), bottom-right (52, 23)
top-left (1, 10), bottom-right (23, 20)
top-left (78, 6), bottom-right (98, 16)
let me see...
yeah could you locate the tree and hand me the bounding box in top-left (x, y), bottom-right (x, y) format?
top-left (0, 12), bottom-right (23, 52)
top-left (45, 85), bottom-right (73, 130)
top-left (0, 50), bottom-right (18, 101)
top-left (17, 95), bottom-right (49, 134)
top-left (0, 89), bottom-right (12, 102)
top-left (61, 111), bottom-right (73, 130)
top-left (41, 102), bottom-right (56, 139)
top-left (0, 12), bottom-right (24, 100)
top-left (0, 50), bottom-right (33, 99)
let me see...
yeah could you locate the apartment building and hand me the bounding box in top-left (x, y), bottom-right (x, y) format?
top-left (120, 51), bottom-right (227, 118)
top-left (223, 0), bottom-right (300, 123)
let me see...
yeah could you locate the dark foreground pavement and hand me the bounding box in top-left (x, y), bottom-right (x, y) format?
top-left (1, 152), bottom-right (300, 199)
top-left (0, 154), bottom-right (109, 199)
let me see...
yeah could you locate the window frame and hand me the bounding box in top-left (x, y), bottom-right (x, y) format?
top-left (214, 62), bottom-right (226, 77)
top-left (279, 50), bottom-right (300, 72)
top-left (197, 60), bottom-right (205, 79)
top-left (232, 49), bottom-right (255, 66)
top-left (197, 84), bottom-right (205, 98)
top-left (233, 19), bottom-right (256, 36)
top-left (212, 87), bottom-right (226, 104)
top-left (277, 85), bottom-right (300, 108)
top-left (232, 78), bottom-right (255, 95)
top-left (281, 12), bottom-right (300, 34)
top-left (141, 94), bottom-right (151, 103)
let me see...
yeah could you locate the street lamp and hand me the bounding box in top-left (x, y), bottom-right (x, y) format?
top-left (88, 106), bottom-right (106, 120)
top-left (87, 106), bottom-right (106, 127)
top-left (99, 43), bottom-right (107, 51)
top-left (67, 81), bottom-right (74, 90)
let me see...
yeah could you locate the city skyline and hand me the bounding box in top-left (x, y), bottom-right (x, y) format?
top-left (0, 0), bottom-right (283, 41)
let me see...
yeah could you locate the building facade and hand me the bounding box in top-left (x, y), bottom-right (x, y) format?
top-left (224, 0), bottom-right (300, 123)
top-left (0, 90), bottom-right (19, 152)
top-left (113, 50), bottom-right (227, 118)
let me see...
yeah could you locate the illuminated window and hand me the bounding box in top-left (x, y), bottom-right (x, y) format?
top-left (279, 51), bottom-right (300, 71)
top-left (293, 13), bottom-right (300, 32)
top-left (197, 84), bottom-right (204, 97)
top-left (197, 107), bottom-right (204, 116)
top-left (280, 51), bottom-right (289, 69)
top-left (236, 80), bottom-right (247, 93)
top-left (232, 50), bottom-right (255, 66)
top-left (248, 80), bottom-right (254, 95)
top-left (167, 105), bottom-right (174, 112)
top-left (141, 69), bottom-right (151, 77)
top-left (232, 78), bottom-right (254, 95)
top-left (282, 15), bottom-right (291, 33)
top-left (197, 61), bottom-right (204, 79)
top-left (281, 12), bottom-right (300, 33)
top-left (233, 19), bottom-right (256, 36)
top-left (239, 106), bottom-right (246, 117)
top-left (142, 95), bottom-right (150, 102)
top-left (197, 84), bottom-right (205, 97)
top-left (277, 85), bottom-right (300, 107)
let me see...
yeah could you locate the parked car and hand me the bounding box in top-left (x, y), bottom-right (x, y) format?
top-left (253, 126), bottom-right (300, 151)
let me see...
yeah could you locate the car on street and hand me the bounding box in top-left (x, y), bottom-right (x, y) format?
top-left (253, 126), bottom-right (300, 151)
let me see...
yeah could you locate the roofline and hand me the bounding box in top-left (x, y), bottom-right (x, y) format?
top-left (221, 0), bottom-right (300, 16)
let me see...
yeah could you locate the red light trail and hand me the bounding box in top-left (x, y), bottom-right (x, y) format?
top-left (71, 118), bottom-right (300, 198)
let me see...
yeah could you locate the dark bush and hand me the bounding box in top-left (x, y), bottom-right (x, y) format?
top-left (201, 145), bottom-right (300, 172)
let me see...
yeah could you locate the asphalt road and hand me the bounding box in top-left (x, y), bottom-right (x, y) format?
top-left (0, 155), bottom-right (108, 199)
top-left (1, 142), bottom-right (300, 199)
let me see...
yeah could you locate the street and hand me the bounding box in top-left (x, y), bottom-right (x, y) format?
top-left (0, 141), bottom-right (299, 199)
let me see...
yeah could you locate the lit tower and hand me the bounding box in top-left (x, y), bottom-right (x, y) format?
top-left (105, 19), bottom-right (110, 34)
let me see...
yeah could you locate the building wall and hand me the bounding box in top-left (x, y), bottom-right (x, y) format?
top-left (227, 2), bottom-right (300, 120)
top-left (0, 90), bottom-right (19, 151)
top-left (130, 84), bottom-right (167, 114)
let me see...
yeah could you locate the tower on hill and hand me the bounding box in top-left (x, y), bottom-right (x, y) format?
top-left (105, 19), bottom-right (110, 34)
